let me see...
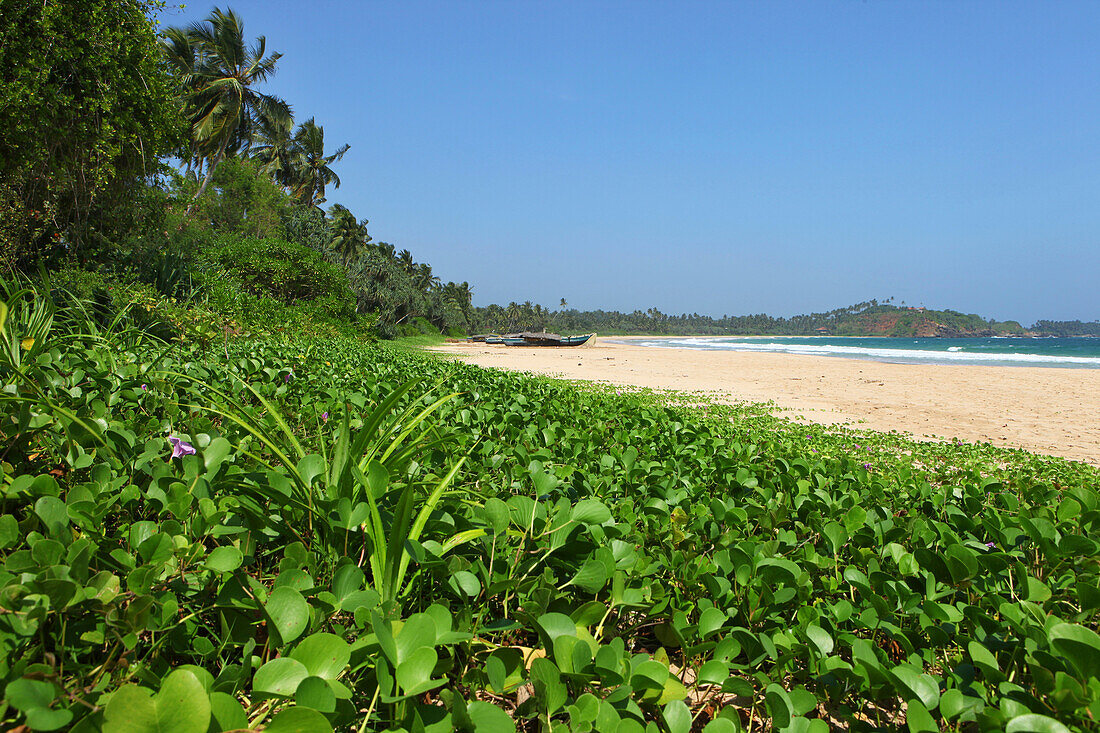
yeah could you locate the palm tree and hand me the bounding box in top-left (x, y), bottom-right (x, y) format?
top-left (250, 113), bottom-right (296, 184)
top-left (327, 204), bottom-right (370, 264)
top-left (506, 302), bottom-right (521, 331)
top-left (414, 263), bottom-right (439, 292)
top-left (288, 118), bottom-right (350, 209)
top-left (165, 8), bottom-right (292, 213)
top-left (396, 249), bottom-right (415, 274)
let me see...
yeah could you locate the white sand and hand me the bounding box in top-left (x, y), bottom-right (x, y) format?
top-left (431, 337), bottom-right (1100, 465)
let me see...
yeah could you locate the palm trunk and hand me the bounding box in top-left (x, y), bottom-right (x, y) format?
top-left (183, 137), bottom-right (230, 218)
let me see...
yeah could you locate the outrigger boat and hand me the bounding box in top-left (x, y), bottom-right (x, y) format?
top-left (468, 332), bottom-right (595, 346)
top-left (506, 332), bottom-right (595, 347)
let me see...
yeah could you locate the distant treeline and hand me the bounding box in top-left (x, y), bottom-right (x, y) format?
top-left (1031, 320), bottom-right (1100, 337)
top-left (469, 300), bottom-right (1095, 338)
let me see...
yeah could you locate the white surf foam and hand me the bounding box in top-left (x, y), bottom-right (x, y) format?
top-left (634, 338), bottom-right (1100, 366)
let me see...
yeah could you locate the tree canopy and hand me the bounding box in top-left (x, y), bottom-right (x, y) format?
top-left (0, 0), bottom-right (180, 266)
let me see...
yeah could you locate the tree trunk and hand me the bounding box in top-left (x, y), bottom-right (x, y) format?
top-left (183, 138), bottom-right (230, 218)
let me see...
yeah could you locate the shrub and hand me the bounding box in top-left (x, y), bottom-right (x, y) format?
top-left (199, 236), bottom-right (351, 304)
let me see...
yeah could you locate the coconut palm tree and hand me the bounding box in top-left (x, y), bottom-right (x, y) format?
top-left (250, 113), bottom-right (296, 184)
top-left (414, 263), bottom-right (440, 292)
top-left (165, 8), bottom-right (293, 213)
top-left (327, 204), bottom-right (370, 264)
top-left (288, 118), bottom-right (350, 209)
top-left (396, 249), bottom-right (415, 274)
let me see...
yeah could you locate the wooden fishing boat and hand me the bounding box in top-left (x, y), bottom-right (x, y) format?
top-left (503, 332), bottom-right (595, 347)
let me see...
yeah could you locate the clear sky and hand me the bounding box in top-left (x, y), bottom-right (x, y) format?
top-left (165, 1), bottom-right (1100, 324)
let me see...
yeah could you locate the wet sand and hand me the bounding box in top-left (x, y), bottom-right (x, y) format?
top-left (431, 337), bottom-right (1100, 465)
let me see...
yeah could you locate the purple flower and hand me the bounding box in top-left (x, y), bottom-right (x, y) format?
top-left (322, 411), bottom-right (329, 422)
top-left (284, 372), bottom-right (293, 383)
top-left (863, 463), bottom-right (871, 469)
top-left (141, 383), bottom-right (148, 392)
top-left (985, 541), bottom-right (996, 548)
top-left (168, 436), bottom-right (196, 459)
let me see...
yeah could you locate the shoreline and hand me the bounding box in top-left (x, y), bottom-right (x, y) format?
top-left (431, 338), bottom-right (1100, 465)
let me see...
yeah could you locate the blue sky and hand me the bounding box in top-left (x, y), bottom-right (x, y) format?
top-left (166, 1), bottom-right (1100, 323)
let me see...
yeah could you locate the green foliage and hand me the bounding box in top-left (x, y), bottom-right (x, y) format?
top-left (161, 7), bottom-right (292, 210)
top-left (200, 236), bottom-right (351, 305)
top-left (1032, 320), bottom-right (1100, 337)
top-left (0, 0), bottom-right (180, 265)
top-left (2, 275), bottom-right (1100, 731)
top-left (177, 158), bottom-right (294, 239)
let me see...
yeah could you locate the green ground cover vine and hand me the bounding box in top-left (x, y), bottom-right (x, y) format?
top-left (2, 278), bottom-right (1100, 732)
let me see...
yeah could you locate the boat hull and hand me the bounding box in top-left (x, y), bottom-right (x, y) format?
top-left (503, 333), bottom-right (594, 346)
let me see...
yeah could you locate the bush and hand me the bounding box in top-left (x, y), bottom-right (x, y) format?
top-left (199, 236), bottom-right (351, 304)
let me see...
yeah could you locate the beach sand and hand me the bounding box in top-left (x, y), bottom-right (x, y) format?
top-left (431, 337), bottom-right (1100, 465)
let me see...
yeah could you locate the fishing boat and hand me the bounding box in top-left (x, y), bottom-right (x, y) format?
top-left (503, 332), bottom-right (595, 347)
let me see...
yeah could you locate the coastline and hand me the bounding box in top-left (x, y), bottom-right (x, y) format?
top-left (431, 338), bottom-right (1100, 465)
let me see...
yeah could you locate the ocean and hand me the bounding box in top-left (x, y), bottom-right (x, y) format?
top-left (630, 336), bottom-right (1100, 368)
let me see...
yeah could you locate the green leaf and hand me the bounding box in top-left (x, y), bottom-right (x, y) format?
top-left (34, 496), bottom-right (69, 538)
top-left (5, 678), bottom-right (56, 712)
top-left (24, 707), bottom-right (73, 731)
top-left (572, 498), bottom-right (611, 525)
top-left (663, 699), bottom-right (692, 733)
top-left (203, 546), bottom-right (243, 573)
top-left (537, 613), bottom-right (578, 644)
top-left (203, 437), bottom-right (233, 472)
top-left (569, 556), bottom-right (611, 593)
top-left (297, 453), bottom-right (325, 485)
top-left (764, 684), bottom-right (793, 729)
top-left (697, 659), bottom-right (730, 686)
top-left (102, 669), bottom-right (211, 733)
top-left (289, 633), bottom-right (351, 679)
top-left (466, 701), bottom-right (517, 732)
top-left (702, 720), bottom-right (740, 733)
top-left (822, 521), bottom-right (847, 555)
top-left (397, 646), bottom-right (441, 695)
top-left (805, 624), bottom-right (834, 656)
top-left (1005, 714), bottom-right (1072, 733)
top-left (530, 657), bottom-right (567, 715)
top-left (906, 699), bottom-right (938, 732)
top-left (263, 707), bottom-right (334, 733)
top-left (1049, 623), bottom-right (1100, 682)
top-left (265, 586), bottom-right (309, 645)
top-left (295, 676), bottom-right (336, 713)
top-left (483, 497), bottom-right (510, 534)
top-left (450, 569), bottom-right (482, 597)
top-left (698, 607), bottom-right (727, 638)
top-left (890, 666), bottom-right (940, 710)
top-left (208, 692), bottom-right (247, 732)
top-left (0, 513), bottom-right (18, 548)
top-left (253, 657), bottom-right (309, 698)
top-left (967, 640), bottom-right (1004, 681)
top-left (844, 506), bottom-right (867, 533)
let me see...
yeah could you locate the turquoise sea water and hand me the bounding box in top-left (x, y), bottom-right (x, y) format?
top-left (630, 336), bottom-right (1100, 368)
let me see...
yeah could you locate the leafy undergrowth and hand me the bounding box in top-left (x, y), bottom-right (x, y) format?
top-left (2, 281), bottom-right (1100, 732)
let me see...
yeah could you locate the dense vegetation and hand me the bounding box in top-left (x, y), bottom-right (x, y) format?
top-left (3, 275), bottom-right (1100, 732)
top-left (1030, 321), bottom-right (1100, 338)
top-left (469, 301), bottom-right (1036, 338)
top-left (0, 3), bottom-right (472, 340)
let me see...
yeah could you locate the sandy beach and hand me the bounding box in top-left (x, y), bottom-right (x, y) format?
top-left (431, 337), bottom-right (1100, 465)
